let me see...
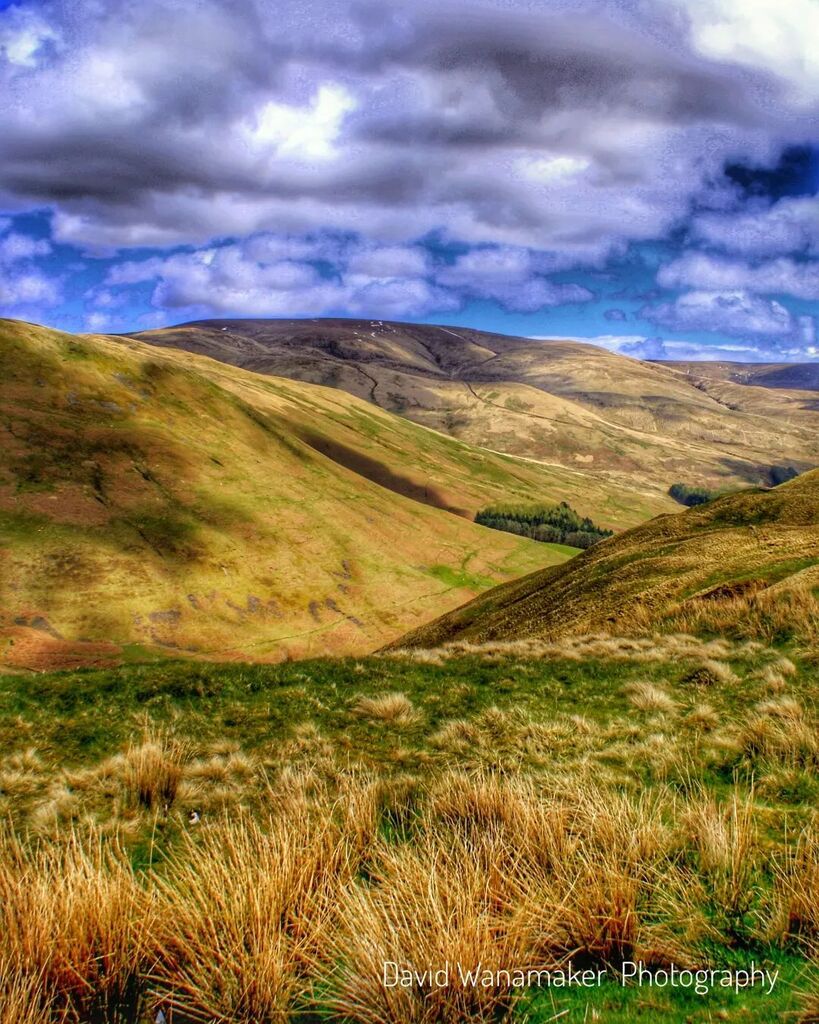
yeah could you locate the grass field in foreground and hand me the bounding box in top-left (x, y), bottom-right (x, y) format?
top-left (1, 635), bottom-right (818, 1022)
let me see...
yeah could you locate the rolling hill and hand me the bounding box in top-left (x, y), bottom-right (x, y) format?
top-left (0, 318), bottom-right (613, 670)
top-left (661, 359), bottom-right (819, 392)
top-left (133, 318), bottom-right (819, 501)
top-left (389, 469), bottom-right (819, 649)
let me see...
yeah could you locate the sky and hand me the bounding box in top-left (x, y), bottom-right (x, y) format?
top-left (1, 0), bottom-right (818, 361)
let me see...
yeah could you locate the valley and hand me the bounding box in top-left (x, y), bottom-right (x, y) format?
top-left (2, 316), bottom-right (819, 1024)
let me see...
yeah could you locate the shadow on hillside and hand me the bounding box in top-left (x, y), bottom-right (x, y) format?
top-left (299, 430), bottom-right (470, 518)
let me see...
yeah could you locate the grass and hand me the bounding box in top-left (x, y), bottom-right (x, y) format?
top-left (136, 317), bottom-right (819, 532)
top-left (520, 953), bottom-right (813, 1022)
top-left (1, 759), bottom-right (818, 1022)
top-left (1, 637), bottom-right (818, 1021)
top-left (353, 691), bottom-right (420, 725)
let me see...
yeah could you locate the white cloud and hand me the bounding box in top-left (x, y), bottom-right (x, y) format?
top-left (643, 289), bottom-right (795, 336)
top-left (84, 311), bottom-right (118, 332)
top-left (536, 333), bottom-right (670, 359)
top-left (107, 237), bottom-right (459, 319)
top-left (0, 269), bottom-right (61, 307)
top-left (437, 247), bottom-right (594, 311)
top-left (657, 252), bottom-right (819, 300)
top-left (346, 245), bottom-right (430, 279)
top-left (246, 84), bottom-right (356, 161)
top-left (0, 224), bottom-right (58, 314)
top-left (0, 8), bottom-right (58, 68)
top-left (104, 234), bottom-right (598, 318)
top-left (0, 232), bottom-right (51, 263)
top-left (690, 197), bottom-right (819, 258)
top-left (683, 0), bottom-right (819, 102)
top-left (798, 314), bottom-right (816, 346)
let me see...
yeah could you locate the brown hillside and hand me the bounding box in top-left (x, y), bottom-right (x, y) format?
top-left (132, 318), bottom-right (819, 502)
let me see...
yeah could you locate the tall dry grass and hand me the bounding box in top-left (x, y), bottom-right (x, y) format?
top-left (124, 731), bottom-right (188, 812)
top-left (0, 769), bottom-right (812, 1022)
top-left (772, 825), bottom-right (819, 950)
top-left (353, 692), bottom-right (420, 725)
top-left (0, 828), bottom-right (154, 1023)
top-left (150, 810), bottom-right (357, 1022)
top-left (663, 584), bottom-right (819, 646)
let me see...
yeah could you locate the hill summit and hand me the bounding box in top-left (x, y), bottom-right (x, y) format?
top-left (133, 317), bottom-right (819, 502)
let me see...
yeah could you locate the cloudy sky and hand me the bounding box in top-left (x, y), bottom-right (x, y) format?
top-left (1, 0), bottom-right (818, 360)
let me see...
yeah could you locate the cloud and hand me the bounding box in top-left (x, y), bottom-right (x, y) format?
top-left (0, 222), bottom-right (59, 313)
top-left (690, 197), bottom-right (819, 258)
top-left (1, 0), bottom-right (818, 355)
top-left (611, 336), bottom-right (669, 360)
top-left (106, 236), bottom-right (459, 318)
top-left (0, 268), bottom-right (61, 307)
top-left (346, 245), bottom-right (430, 278)
top-left (103, 233), bottom-right (599, 318)
top-left (559, 334), bottom-right (670, 359)
top-left (0, 0), bottom-right (815, 259)
top-left (642, 290), bottom-right (795, 336)
top-left (682, 0), bottom-right (819, 102)
top-left (657, 252), bottom-right (819, 300)
top-left (0, 6), bottom-right (58, 68)
top-left (436, 247), bottom-right (594, 311)
top-left (0, 232), bottom-right (51, 262)
top-left (84, 310), bottom-right (118, 332)
top-left (537, 330), bottom-right (818, 362)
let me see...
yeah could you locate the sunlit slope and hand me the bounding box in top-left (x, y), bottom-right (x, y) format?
top-left (390, 470), bottom-right (819, 649)
top-left (134, 318), bottom-right (818, 501)
top-left (0, 319), bottom-right (588, 669)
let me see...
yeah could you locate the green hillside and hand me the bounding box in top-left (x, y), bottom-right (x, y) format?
top-left (0, 318), bottom-right (593, 669)
top-left (390, 470), bottom-right (819, 649)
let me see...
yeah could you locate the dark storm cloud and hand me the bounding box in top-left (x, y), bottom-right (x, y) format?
top-left (1, 0), bottom-right (818, 358)
top-left (1, 0), bottom-right (814, 254)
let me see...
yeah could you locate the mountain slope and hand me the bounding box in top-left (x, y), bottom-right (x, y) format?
top-left (661, 360), bottom-right (819, 392)
top-left (0, 318), bottom-right (595, 669)
top-left (388, 470), bottom-right (819, 649)
top-left (132, 318), bottom-right (819, 503)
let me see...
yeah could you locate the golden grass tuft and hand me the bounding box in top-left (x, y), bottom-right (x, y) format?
top-left (0, 970), bottom-right (51, 1024)
top-left (124, 731), bottom-right (188, 812)
top-left (327, 825), bottom-right (526, 1024)
top-left (150, 810), bottom-right (355, 1023)
top-left (740, 701), bottom-right (819, 769)
top-left (0, 828), bottom-right (154, 1022)
top-left (353, 692), bottom-right (419, 726)
top-left (685, 703), bottom-right (720, 731)
top-left (772, 826), bottom-right (819, 949)
top-left (624, 680), bottom-right (677, 714)
top-left (3, 722), bottom-right (819, 1020)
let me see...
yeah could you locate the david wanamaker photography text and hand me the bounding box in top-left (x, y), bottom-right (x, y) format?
top-left (383, 961), bottom-right (780, 997)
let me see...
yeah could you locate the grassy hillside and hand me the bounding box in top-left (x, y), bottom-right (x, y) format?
top-left (0, 318), bottom-right (607, 669)
top-left (1, 636), bottom-right (817, 1023)
top-left (390, 470), bottom-right (819, 649)
top-left (134, 318), bottom-right (819, 501)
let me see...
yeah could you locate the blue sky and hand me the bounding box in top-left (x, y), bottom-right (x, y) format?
top-left (1, 0), bottom-right (819, 361)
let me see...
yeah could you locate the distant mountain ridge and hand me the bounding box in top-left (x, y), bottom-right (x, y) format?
top-left (132, 318), bottom-right (819, 501)
top-left (659, 360), bottom-right (819, 392)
